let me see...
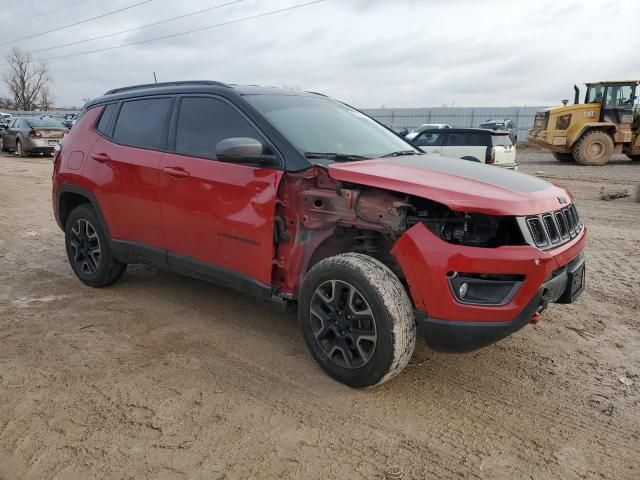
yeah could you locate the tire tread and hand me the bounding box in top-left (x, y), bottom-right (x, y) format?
top-left (301, 253), bottom-right (416, 387)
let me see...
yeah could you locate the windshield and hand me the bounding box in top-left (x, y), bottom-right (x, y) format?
top-left (27, 118), bottom-right (66, 128)
top-left (245, 94), bottom-right (416, 158)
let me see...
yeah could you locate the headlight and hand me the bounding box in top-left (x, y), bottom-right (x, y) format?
top-left (423, 211), bottom-right (524, 248)
top-left (555, 114), bottom-right (571, 130)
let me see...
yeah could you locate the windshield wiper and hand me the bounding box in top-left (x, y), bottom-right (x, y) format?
top-left (304, 152), bottom-right (371, 162)
top-left (381, 150), bottom-right (420, 158)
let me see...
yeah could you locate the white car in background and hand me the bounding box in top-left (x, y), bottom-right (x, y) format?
top-left (405, 123), bottom-right (451, 141)
top-left (412, 128), bottom-right (518, 169)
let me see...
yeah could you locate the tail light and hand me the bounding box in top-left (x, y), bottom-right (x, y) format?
top-left (29, 129), bottom-right (43, 138)
top-left (486, 146), bottom-right (496, 164)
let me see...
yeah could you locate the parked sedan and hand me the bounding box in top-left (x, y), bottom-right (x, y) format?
top-left (0, 117), bottom-right (68, 156)
top-left (413, 128), bottom-right (517, 169)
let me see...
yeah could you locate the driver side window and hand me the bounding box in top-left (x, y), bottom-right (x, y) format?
top-left (174, 97), bottom-right (266, 161)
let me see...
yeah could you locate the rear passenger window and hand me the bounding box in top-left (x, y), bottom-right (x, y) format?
top-left (175, 97), bottom-right (263, 160)
top-left (96, 104), bottom-right (116, 135)
top-left (112, 98), bottom-right (172, 149)
top-left (446, 133), bottom-right (489, 146)
top-left (445, 133), bottom-right (465, 146)
top-left (414, 132), bottom-right (442, 147)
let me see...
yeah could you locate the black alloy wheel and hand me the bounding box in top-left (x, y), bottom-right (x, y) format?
top-left (69, 218), bottom-right (101, 275)
top-left (310, 279), bottom-right (378, 369)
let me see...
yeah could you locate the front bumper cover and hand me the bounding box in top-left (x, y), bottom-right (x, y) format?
top-left (415, 254), bottom-right (585, 352)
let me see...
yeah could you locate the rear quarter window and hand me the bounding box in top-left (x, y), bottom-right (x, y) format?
top-left (96, 104), bottom-right (117, 135)
top-left (112, 97), bottom-right (173, 150)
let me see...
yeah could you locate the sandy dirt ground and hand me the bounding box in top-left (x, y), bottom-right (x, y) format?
top-left (0, 149), bottom-right (639, 480)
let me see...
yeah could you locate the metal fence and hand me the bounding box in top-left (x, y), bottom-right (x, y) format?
top-left (360, 106), bottom-right (549, 143)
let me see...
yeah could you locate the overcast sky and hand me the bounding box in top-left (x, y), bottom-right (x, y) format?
top-left (0, 0), bottom-right (638, 108)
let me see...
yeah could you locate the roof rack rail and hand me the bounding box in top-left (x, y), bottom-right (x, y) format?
top-left (305, 91), bottom-right (328, 97)
top-left (104, 80), bottom-right (230, 95)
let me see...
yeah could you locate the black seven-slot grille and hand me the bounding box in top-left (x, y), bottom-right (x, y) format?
top-left (526, 204), bottom-right (581, 249)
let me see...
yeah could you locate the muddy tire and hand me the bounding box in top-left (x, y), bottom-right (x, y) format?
top-left (65, 204), bottom-right (126, 287)
top-left (572, 130), bottom-right (613, 166)
top-left (552, 152), bottom-right (574, 162)
top-left (298, 253), bottom-right (416, 388)
top-left (0, 136), bottom-right (6, 152)
top-left (626, 154), bottom-right (640, 161)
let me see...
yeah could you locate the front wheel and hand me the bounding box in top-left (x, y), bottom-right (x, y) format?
top-left (65, 204), bottom-right (126, 287)
top-left (298, 253), bottom-right (416, 388)
top-left (573, 131), bottom-right (613, 165)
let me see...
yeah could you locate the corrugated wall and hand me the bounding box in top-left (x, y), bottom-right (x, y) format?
top-left (361, 106), bottom-right (549, 143)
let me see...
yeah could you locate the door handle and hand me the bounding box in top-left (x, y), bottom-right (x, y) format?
top-left (91, 152), bottom-right (111, 163)
top-left (163, 166), bottom-right (190, 178)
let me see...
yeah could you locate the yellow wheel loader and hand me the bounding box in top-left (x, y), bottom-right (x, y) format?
top-left (528, 81), bottom-right (640, 165)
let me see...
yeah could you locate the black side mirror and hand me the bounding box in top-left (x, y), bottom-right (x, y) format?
top-left (216, 137), bottom-right (279, 166)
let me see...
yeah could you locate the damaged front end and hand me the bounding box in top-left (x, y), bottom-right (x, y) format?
top-left (271, 166), bottom-right (527, 300)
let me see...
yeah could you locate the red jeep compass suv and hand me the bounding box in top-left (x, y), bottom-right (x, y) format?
top-left (53, 81), bottom-right (586, 387)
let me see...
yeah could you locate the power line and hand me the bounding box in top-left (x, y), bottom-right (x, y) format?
top-left (31, 1), bottom-right (327, 64)
top-left (30, 0), bottom-right (246, 55)
top-left (29, 0), bottom-right (100, 22)
top-left (0, 0), bottom-right (156, 47)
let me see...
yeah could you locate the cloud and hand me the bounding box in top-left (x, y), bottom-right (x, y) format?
top-left (0, 0), bottom-right (637, 108)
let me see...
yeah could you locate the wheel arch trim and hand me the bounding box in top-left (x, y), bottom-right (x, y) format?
top-left (55, 184), bottom-right (111, 240)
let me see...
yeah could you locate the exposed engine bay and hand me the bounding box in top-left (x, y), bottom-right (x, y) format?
top-left (271, 167), bottom-right (525, 297)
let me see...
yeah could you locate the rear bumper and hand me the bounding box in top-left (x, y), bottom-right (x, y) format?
top-left (28, 146), bottom-right (55, 155)
top-left (22, 137), bottom-right (57, 154)
top-left (414, 254), bottom-right (585, 352)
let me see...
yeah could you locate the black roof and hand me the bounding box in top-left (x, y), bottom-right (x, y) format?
top-left (87, 80), bottom-right (326, 108)
top-left (420, 128), bottom-right (510, 135)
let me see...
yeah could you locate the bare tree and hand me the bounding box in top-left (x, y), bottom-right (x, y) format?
top-left (3, 47), bottom-right (51, 111)
top-left (0, 96), bottom-right (15, 109)
top-left (38, 85), bottom-right (55, 111)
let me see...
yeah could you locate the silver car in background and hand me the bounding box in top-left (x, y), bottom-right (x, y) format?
top-left (0, 117), bottom-right (69, 156)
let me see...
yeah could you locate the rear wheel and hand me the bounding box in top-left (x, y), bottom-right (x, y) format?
top-left (65, 204), bottom-right (126, 287)
top-left (16, 139), bottom-right (27, 157)
top-left (553, 152), bottom-right (574, 162)
top-left (572, 130), bottom-right (613, 166)
top-left (299, 253), bottom-right (416, 388)
top-left (0, 136), bottom-right (6, 152)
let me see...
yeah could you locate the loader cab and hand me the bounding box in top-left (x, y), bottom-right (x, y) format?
top-left (584, 81), bottom-right (638, 126)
